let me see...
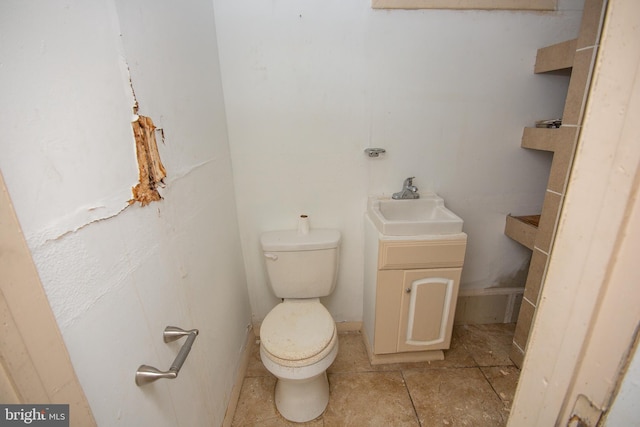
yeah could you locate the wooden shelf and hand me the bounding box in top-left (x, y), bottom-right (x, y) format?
top-left (534, 39), bottom-right (577, 74)
top-left (521, 127), bottom-right (578, 152)
top-left (504, 214), bottom-right (540, 250)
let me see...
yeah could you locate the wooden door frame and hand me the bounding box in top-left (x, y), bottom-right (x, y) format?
top-left (508, 1), bottom-right (640, 424)
top-left (0, 172), bottom-right (96, 426)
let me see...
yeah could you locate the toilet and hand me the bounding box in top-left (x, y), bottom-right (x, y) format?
top-left (260, 227), bottom-right (341, 422)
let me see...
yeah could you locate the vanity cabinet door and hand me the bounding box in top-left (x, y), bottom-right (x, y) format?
top-left (396, 268), bottom-right (462, 353)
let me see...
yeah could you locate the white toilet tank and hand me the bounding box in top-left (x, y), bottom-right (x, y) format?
top-left (261, 229), bottom-right (341, 299)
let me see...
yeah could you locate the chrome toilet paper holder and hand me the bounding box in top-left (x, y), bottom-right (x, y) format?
top-left (135, 326), bottom-right (199, 386)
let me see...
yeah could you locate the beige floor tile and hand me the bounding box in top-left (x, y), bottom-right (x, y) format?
top-left (232, 325), bottom-right (518, 425)
top-left (328, 331), bottom-right (374, 373)
top-left (324, 372), bottom-right (419, 426)
top-left (245, 339), bottom-right (271, 377)
top-left (250, 416), bottom-right (324, 427)
top-left (231, 376), bottom-right (277, 426)
top-left (404, 367), bottom-right (508, 427)
top-left (329, 331), bottom-right (476, 374)
top-left (406, 331), bottom-right (478, 369)
top-left (455, 323), bottom-right (515, 367)
top-left (481, 366), bottom-right (521, 408)
top-left (231, 374), bottom-right (324, 426)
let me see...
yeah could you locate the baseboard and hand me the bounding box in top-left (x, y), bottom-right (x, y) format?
top-left (455, 287), bottom-right (524, 325)
top-left (222, 326), bottom-right (255, 427)
top-left (335, 321), bottom-right (362, 333)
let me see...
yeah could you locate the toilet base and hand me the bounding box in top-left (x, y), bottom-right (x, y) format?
top-left (274, 371), bottom-right (329, 423)
top-left (259, 321), bottom-right (338, 423)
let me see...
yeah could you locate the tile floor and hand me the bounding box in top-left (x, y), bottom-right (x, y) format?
top-left (232, 323), bottom-right (519, 426)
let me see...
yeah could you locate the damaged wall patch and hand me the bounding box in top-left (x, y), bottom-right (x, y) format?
top-left (130, 114), bottom-right (166, 206)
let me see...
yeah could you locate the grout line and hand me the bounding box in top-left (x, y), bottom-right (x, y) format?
top-left (522, 295), bottom-right (536, 307)
top-left (478, 365), bottom-right (503, 402)
top-left (533, 245), bottom-right (549, 256)
top-left (400, 370), bottom-right (423, 427)
top-left (478, 366), bottom-right (513, 424)
top-left (512, 340), bottom-right (525, 355)
top-left (576, 45), bottom-right (597, 52)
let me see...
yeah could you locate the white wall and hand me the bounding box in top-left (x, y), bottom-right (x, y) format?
top-left (605, 343), bottom-right (640, 425)
top-left (213, 0), bottom-right (585, 322)
top-left (0, 1), bottom-right (250, 426)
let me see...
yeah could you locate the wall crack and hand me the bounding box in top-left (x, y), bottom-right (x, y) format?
top-left (43, 204), bottom-right (132, 245)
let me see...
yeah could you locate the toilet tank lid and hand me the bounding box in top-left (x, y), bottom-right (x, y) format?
top-left (261, 229), bottom-right (341, 251)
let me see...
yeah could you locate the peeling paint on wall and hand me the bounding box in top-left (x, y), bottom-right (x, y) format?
top-left (129, 106), bottom-right (166, 206)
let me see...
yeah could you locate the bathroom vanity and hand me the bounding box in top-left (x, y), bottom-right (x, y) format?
top-left (363, 195), bottom-right (467, 364)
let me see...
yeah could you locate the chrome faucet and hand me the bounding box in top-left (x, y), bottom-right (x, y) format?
top-left (392, 177), bottom-right (420, 199)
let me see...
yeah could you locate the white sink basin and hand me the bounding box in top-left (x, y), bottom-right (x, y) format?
top-left (367, 194), bottom-right (463, 236)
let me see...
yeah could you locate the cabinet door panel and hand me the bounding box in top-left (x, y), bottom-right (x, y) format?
top-left (398, 268), bottom-right (461, 352)
top-left (406, 278), bottom-right (448, 344)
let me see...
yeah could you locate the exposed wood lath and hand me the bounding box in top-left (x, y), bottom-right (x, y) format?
top-left (130, 113), bottom-right (166, 206)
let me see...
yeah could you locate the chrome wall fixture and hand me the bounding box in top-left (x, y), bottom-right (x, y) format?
top-left (135, 326), bottom-right (199, 386)
top-left (364, 148), bottom-right (386, 158)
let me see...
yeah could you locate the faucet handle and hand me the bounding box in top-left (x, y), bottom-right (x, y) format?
top-left (392, 177), bottom-right (419, 199)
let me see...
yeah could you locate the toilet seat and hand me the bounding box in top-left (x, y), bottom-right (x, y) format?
top-left (261, 300), bottom-right (336, 367)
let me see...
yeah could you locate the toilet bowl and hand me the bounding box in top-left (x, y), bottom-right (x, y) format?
top-left (260, 299), bottom-right (338, 422)
top-left (260, 227), bottom-right (341, 422)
